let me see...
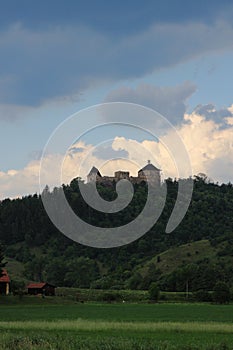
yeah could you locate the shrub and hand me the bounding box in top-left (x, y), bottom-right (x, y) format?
top-left (213, 281), bottom-right (231, 304)
top-left (11, 279), bottom-right (26, 296)
top-left (102, 291), bottom-right (121, 302)
top-left (194, 289), bottom-right (212, 302)
top-left (148, 282), bottom-right (160, 302)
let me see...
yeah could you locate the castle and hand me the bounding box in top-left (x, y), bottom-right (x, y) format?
top-left (87, 161), bottom-right (161, 186)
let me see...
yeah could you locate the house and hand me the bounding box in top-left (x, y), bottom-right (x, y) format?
top-left (0, 269), bottom-right (10, 295)
top-left (27, 282), bottom-right (56, 296)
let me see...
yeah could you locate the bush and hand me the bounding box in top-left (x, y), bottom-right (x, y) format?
top-left (126, 273), bottom-right (142, 290)
top-left (11, 279), bottom-right (26, 296)
top-left (148, 282), bottom-right (160, 302)
top-left (213, 281), bottom-right (231, 304)
top-left (194, 289), bottom-right (212, 302)
top-left (102, 292), bottom-right (121, 302)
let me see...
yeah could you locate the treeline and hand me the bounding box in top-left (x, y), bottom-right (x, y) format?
top-left (0, 175), bottom-right (233, 291)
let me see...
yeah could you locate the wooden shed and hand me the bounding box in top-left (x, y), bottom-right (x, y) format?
top-left (27, 282), bottom-right (56, 296)
top-left (0, 269), bottom-right (10, 295)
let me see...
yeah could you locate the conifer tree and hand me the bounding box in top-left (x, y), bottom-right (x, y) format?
top-left (0, 244), bottom-right (6, 278)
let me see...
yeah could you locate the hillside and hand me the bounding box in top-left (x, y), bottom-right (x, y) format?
top-left (139, 240), bottom-right (215, 276)
top-left (0, 175), bottom-right (233, 292)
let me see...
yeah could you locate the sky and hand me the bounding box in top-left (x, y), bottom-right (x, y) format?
top-left (0, 0), bottom-right (233, 198)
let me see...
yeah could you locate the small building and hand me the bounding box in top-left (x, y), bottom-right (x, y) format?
top-left (27, 282), bottom-right (56, 296)
top-left (0, 269), bottom-right (10, 295)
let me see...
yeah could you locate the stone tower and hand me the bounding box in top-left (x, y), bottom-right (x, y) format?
top-left (87, 166), bottom-right (102, 183)
top-left (138, 160), bottom-right (161, 186)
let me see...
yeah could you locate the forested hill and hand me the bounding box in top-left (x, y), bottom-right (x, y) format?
top-left (0, 176), bottom-right (233, 291)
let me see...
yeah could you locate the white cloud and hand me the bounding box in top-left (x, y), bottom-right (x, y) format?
top-left (0, 161), bottom-right (40, 199)
top-left (193, 104), bottom-right (233, 123)
top-left (225, 117), bottom-right (233, 125)
top-left (180, 112), bottom-right (233, 182)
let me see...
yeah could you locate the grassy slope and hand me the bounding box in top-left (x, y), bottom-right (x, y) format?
top-left (5, 258), bottom-right (25, 281)
top-left (138, 239), bottom-right (218, 277)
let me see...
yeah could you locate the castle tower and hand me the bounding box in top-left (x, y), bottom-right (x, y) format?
top-left (114, 171), bottom-right (130, 180)
top-left (87, 166), bottom-right (102, 183)
top-left (138, 160), bottom-right (161, 185)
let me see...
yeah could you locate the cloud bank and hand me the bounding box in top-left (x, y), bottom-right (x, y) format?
top-left (104, 82), bottom-right (196, 123)
top-left (1, 20), bottom-right (233, 108)
top-left (0, 105), bottom-right (232, 199)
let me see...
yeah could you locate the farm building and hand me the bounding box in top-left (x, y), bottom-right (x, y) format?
top-left (0, 269), bottom-right (10, 295)
top-left (27, 282), bottom-right (56, 296)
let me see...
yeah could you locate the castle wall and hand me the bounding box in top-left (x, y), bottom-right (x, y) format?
top-left (87, 166), bottom-right (161, 186)
top-left (87, 174), bottom-right (102, 183)
top-left (138, 170), bottom-right (160, 185)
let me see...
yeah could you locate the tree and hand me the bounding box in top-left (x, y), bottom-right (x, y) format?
top-left (141, 264), bottom-right (161, 290)
top-left (213, 281), bottom-right (231, 304)
top-left (0, 244), bottom-right (6, 278)
top-left (11, 279), bottom-right (25, 297)
top-left (64, 257), bottom-right (100, 288)
top-left (24, 257), bottom-right (45, 282)
top-left (46, 258), bottom-right (68, 286)
top-left (127, 272), bottom-right (142, 290)
top-left (149, 282), bottom-right (160, 302)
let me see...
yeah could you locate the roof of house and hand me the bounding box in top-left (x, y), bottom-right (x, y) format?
top-left (0, 269), bottom-right (10, 283)
top-left (139, 163), bottom-right (160, 172)
top-left (27, 282), bottom-right (56, 289)
top-left (87, 166), bottom-right (102, 177)
top-left (27, 282), bottom-right (47, 289)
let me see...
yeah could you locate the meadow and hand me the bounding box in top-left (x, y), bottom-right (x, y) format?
top-left (0, 300), bottom-right (233, 349)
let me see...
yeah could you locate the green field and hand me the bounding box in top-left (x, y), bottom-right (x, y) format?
top-left (0, 301), bottom-right (233, 349)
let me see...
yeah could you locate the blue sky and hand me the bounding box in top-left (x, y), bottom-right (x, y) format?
top-left (0, 0), bottom-right (233, 198)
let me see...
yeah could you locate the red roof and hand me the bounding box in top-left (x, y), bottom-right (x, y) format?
top-left (27, 282), bottom-right (47, 289)
top-left (0, 269), bottom-right (10, 283)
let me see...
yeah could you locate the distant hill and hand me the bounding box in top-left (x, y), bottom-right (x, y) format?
top-left (0, 175), bottom-right (233, 292)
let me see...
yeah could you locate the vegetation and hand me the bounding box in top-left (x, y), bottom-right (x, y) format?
top-left (0, 175), bottom-right (233, 293)
top-left (0, 303), bottom-right (233, 349)
top-left (148, 282), bottom-right (160, 302)
top-left (0, 243), bottom-right (6, 278)
top-left (213, 281), bottom-right (231, 304)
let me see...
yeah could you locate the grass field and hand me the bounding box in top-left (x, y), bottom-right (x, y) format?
top-left (0, 301), bottom-right (233, 349)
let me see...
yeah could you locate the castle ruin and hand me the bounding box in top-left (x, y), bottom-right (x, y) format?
top-left (87, 161), bottom-right (161, 186)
